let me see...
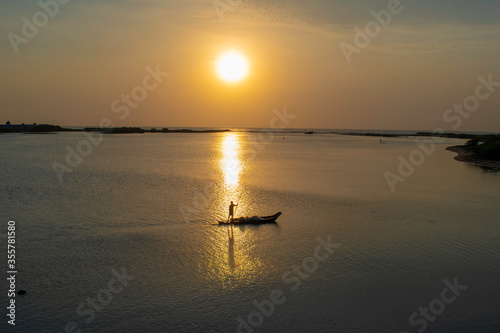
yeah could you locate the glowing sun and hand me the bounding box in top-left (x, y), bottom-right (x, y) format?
top-left (215, 51), bottom-right (249, 83)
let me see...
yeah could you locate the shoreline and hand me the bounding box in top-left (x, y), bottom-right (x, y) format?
top-left (0, 124), bottom-right (231, 134)
top-left (446, 145), bottom-right (500, 170)
top-left (2, 123), bottom-right (498, 139)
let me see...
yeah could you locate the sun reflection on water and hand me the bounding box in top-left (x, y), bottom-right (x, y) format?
top-left (194, 133), bottom-right (267, 287)
top-left (200, 225), bottom-right (265, 289)
top-left (198, 133), bottom-right (281, 288)
top-left (220, 134), bottom-right (241, 189)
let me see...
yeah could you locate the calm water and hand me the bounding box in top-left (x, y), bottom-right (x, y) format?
top-left (1, 131), bottom-right (499, 332)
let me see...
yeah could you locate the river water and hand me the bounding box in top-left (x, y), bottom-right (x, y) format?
top-left (1, 131), bottom-right (499, 332)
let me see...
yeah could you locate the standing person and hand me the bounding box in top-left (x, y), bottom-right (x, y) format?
top-left (228, 201), bottom-right (238, 221)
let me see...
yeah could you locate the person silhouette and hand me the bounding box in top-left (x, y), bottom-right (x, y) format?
top-left (228, 201), bottom-right (238, 221)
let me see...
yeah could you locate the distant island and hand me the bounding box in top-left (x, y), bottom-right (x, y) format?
top-left (0, 121), bottom-right (230, 134)
top-left (339, 131), bottom-right (499, 140)
top-left (82, 127), bottom-right (231, 134)
top-left (0, 122), bottom-right (75, 133)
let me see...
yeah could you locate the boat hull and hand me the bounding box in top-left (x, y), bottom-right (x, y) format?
top-left (218, 212), bottom-right (282, 225)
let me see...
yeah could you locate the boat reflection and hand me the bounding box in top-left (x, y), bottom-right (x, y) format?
top-left (200, 225), bottom-right (266, 287)
top-left (222, 224), bottom-right (280, 271)
top-left (227, 225), bottom-right (235, 269)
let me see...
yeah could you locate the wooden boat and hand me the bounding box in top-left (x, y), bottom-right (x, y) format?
top-left (218, 212), bottom-right (282, 225)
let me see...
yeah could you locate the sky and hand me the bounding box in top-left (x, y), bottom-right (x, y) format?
top-left (1, 0), bottom-right (499, 131)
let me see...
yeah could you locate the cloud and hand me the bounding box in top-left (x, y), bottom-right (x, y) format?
top-left (192, 0), bottom-right (500, 59)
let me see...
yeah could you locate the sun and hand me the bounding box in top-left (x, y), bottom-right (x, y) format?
top-left (215, 51), bottom-right (249, 83)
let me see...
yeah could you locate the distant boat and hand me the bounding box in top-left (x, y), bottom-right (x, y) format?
top-left (305, 129), bottom-right (316, 134)
top-left (218, 212), bottom-right (282, 225)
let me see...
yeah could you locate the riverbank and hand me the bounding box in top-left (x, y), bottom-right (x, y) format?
top-left (446, 145), bottom-right (500, 170)
top-left (0, 123), bottom-right (231, 134)
top-left (0, 124), bottom-right (75, 133)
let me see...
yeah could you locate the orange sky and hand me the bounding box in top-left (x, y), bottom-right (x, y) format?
top-left (1, 0), bottom-right (499, 131)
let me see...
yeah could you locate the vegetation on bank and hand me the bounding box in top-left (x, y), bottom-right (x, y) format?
top-left (464, 138), bottom-right (500, 161)
top-left (1, 121), bottom-right (230, 134)
top-left (0, 122), bottom-right (73, 133)
top-left (83, 127), bottom-right (231, 134)
top-left (84, 127), bottom-right (147, 134)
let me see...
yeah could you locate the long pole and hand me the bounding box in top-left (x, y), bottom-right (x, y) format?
top-left (233, 190), bottom-right (244, 219)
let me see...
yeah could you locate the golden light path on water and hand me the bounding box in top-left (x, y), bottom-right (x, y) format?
top-left (220, 133), bottom-right (241, 189)
top-left (199, 133), bottom-right (265, 288)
